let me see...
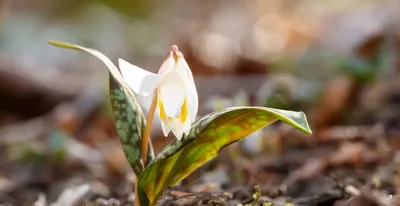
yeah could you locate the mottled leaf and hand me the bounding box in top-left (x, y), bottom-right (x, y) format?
top-left (137, 106), bottom-right (312, 206)
top-left (109, 74), bottom-right (154, 173)
top-left (48, 40), bottom-right (154, 176)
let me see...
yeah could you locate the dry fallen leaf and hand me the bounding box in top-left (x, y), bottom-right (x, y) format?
top-left (50, 184), bottom-right (90, 206)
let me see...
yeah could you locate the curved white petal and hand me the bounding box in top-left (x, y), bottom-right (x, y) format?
top-left (159, 72), bottom-right (186, 118)
top-left (182, 111), bottom-right (192, 136)
top-left (177, 59), bottom-right (198, 121)
top-left (119, 58), bottom-right (166, 96)
top-left (168, 118), bottom-right (189, 140)
top-left (160, 117), bottom-right (171, 136)
top-left (158, 54), bottom-right (175, 74)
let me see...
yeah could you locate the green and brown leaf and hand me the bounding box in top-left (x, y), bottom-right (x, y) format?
top-left (48, 40), bottom-right (154, 176)
top-left (137, 106), bottom-right (312, 206)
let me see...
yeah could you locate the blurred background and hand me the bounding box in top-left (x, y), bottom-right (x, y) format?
top-left (0, 0), bottom-right (400, 205)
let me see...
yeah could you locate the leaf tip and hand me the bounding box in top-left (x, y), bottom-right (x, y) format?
top-left (47, 40), bottom-right (57, 44)
top-left (47, 40), bottom-right (63, 46)
top-left (301, 112), bottom-right (313, 135)
top-left (47, 40), bottom-right (80, 51)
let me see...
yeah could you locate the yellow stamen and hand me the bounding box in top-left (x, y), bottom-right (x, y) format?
top-left (158, 99), bottom-right (166, 119)
top-left (180, 98), bottom-right (188, 123)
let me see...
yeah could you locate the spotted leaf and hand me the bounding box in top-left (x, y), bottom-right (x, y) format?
top-left (48, 40), bottom-right (154, 176)
top-left (137, 106), bottom-right (312, 206)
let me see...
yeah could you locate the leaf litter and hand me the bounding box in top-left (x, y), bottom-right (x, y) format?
top-left (1, 83), bottom-right (398, 206)
top-left (1, 1), bottom-right (400, 204)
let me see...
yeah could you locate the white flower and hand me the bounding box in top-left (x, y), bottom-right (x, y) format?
top-left (119, 45), bottom-right (198, 140)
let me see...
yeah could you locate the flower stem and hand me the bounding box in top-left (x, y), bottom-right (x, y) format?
top-left (141, 90), bottom-right (158, 166)
top-left (136, 91), bottom-right (157, 206)
top-left (135, 177), bottom-right (140, 206)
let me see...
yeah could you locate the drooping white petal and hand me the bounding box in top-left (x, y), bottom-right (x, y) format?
top-left (177, 60), bottom-right (198, 121)
top-left (159, 117), bottom-right (171, 136)
top-left (159, 72), bottom-right (186, 118)
top-left (168, 118), bottom-right (190, 140)
top-left (158, 54), bottom-right (175, 74)
top-left (182, 111), bottom-right (192, 136)
top-left (119, 58), bottom-right (166, 96)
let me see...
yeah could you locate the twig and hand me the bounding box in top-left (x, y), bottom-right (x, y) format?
top-left (345, 185), bottom-right (361, 196)
top-left (170, 190), bottom-right (192, 197)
